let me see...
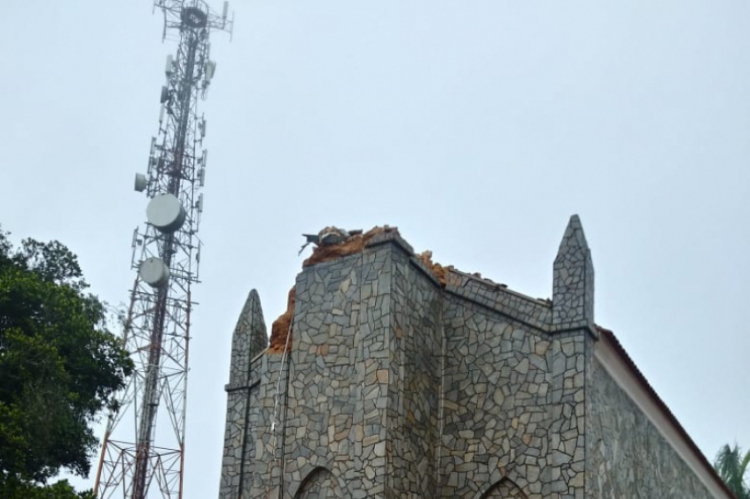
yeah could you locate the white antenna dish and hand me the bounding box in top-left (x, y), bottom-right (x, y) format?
top-left (134, 173), bottom-right (148, 192)
top-left (139, 257), bottom-right (170, 288)
top-left (146, 193), bottom-right (186, 233)
top-left (198, 167), bottom-right (206, 186)
top-left (202, 149), bottom-right (208, 167)
top-left (197, 193), bottom-right (204, 213)
top-left (165, 55), bottom-right (174, 76)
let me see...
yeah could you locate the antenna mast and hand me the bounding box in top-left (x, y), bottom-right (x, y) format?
top-left (94, 2), bottom-right (232, 498)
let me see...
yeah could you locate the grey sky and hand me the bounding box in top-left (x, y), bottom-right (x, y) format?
top-left (1, 1), bottom-right (749, 497)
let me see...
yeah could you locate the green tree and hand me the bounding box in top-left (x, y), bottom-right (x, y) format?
top-left (1, 479), bottom-right (95, 499)
top-left (0, 229), bottom-right (132, 498)
top-left (715, 444), bottom-right (750, 499)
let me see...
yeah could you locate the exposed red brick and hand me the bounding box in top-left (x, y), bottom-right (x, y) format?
top-left (416, 250), bottom-right (452, 288)
top-left (302, 226), bottom-right (398, 268)
top-left (268, 286), bottom-right (295, 354)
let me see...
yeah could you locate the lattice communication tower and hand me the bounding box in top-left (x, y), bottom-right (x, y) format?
top-left (94, 2), bottom-right (232, 498)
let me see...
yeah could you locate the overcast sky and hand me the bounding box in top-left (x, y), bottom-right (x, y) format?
top-left (2, 1), bottom-right (749, 497)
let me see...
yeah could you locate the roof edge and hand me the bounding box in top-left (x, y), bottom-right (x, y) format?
top-left (594, 326), bottom-right (735, 499)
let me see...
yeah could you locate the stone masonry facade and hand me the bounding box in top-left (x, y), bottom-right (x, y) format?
top-left (585, 355), bottom-right (716, 498)
top-left (218, 216), bottom-right (730, 499)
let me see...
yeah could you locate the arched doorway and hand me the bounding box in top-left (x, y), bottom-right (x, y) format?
top-left (293, 467), bottom-right (344, 499)
top-left (478, 478), bottom-right (528, 499)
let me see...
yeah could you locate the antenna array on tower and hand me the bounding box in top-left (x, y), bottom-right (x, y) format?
top-left (94, 2), bottom-right (232, 498)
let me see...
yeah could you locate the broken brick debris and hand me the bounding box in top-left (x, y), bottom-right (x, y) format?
top-left (416, 250), bottom-right (451, 288)
top-left (268, 286), bottom-right (295, 353)
top-left (302, 226), bottom-right (398, 268)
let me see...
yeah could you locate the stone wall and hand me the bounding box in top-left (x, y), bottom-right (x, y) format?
top-left (247, 354), bottom-right (284, 497)
top-left (585, 355), bottom-right (715, 499)
top-left (278, 234), bottom-right (447, 499)
top-left (387, 244), bottom-right (443, 497)
top-left (441, 293), bottom-right (587, 499)
top-left (219, 352), bottom-right (279, 499)
top-left (283, 251), bottom-right (370, 499)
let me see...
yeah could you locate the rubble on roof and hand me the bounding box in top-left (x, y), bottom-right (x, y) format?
top-left (416, 250), bottom-right (451, 288)
top-left (302, 226), bottom-right (398, 267)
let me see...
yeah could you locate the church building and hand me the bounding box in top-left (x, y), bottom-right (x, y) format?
top-left (217, 216), bottom-right (733, 499)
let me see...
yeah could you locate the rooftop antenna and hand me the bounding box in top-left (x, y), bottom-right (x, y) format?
top-left (93, 2), bottom-right (233, 498)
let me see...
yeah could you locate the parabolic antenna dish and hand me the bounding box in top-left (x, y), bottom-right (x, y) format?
top-left (134, 173), bottom-right (147, 192)
top-left (139, 257), bottom-right (170, 288)
top-left (146, 194), bottom-right (186, 233)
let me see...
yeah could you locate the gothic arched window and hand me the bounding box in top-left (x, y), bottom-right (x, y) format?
top-left (479, 478), bottom-right (528, 499)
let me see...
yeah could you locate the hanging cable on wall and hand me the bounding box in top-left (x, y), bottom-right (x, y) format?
top-left (270, 318), bottom-right (293, 497)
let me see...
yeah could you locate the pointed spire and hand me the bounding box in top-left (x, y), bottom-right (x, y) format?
top-left (228, 289), bottom-right (267, 386)
top-left (552, 215), bottom-right (595, 331)
top-left (558, 214), bottom-right (589, 253)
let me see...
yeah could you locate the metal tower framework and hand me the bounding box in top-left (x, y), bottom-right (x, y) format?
top-left (94, 2), bottom-right (232, 498)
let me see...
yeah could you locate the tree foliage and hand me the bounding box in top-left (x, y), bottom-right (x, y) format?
top-left (0, 229), bottom-right (132, 497)
top-left (2, 479), bottom-right (95, 499)
top-left (715, 444), bottom-right (750, 499)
